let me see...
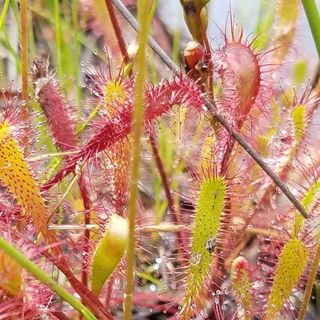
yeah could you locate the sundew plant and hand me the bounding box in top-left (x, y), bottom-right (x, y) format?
top-left (1, 0), bottom-right (320, 319)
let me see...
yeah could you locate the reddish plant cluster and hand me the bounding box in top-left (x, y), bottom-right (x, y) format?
top-left (1, 1), bottom-right (320, 320)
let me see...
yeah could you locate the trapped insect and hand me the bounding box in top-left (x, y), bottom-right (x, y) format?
top-left (205, 236), bottom-right (216, 253)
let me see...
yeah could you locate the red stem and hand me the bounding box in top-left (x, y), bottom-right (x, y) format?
top-left (104, 0), bottom-right (131, 66)
top-left (149, 132), bottom-right (188, 259)
top-left (51, 311), bottom-right (70, 320)
top-left (79, 174), bottom-right (91, 290)
top-left (43, 251), bottom-right (113, 320)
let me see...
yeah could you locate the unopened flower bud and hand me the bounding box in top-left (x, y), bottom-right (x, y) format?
top-left (184, 41), bottom-right (206, 70)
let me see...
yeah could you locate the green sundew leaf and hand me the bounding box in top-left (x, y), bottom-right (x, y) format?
top-left (266, 238), bottom-right (308, 319)
top-left (292, 177), bottom-right (320, 236)
top-left (257, 129), bottom-right (276, 157)
top-left (181, 177), bottom-right (226, 318)
top-left (257, 134), bottom-right (269, 156)
top-left (302, 178), bottom-right (320, 210)
top-left (91, 214), bottom-right (128, 295)
top-left (192, 177), bottom-right (226, 251)
top-left (79, 82), bottom-right (126, 134)
top-left (292, 105), bottom-right (306, 143)
top-left (293, 60), bottom-right (307, 85)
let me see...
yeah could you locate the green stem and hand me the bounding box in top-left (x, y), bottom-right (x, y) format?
top-left (0, 0), bottom-right (10, 31)
top-left (0, 237), bottom-right (97, 320)
top-left (72, 0), bottom-right (82, 105)
top-left (54, 0), bottom-right (62, 80)
top-left (301, 0), bottom-right (320, 58)
top-left (123, 1), bottom-right (152, 319)
top-left (20, 0), bottom-right (28, 117)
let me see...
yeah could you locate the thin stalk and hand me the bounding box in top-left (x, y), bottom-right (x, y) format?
top-left (0, 237), bottom-right (97, 320)
top-left (72, 0), bottom-right (82, 105)
top-left (111, 0), bottom-right (309, 219)
top-left (20, 0), bottom-right (28, 118)
top-left (0, 0), bottom-right (10, 31)
top-left (301, 0), bottom-right (320, 58)
top-left (149, 133), bottom-right (176, 221)
top-left (297, 243), bottom-right (320, 320)
top-left (79, 174), bottom-right (91, 289)
top-left (124, 0), bottom-right (152, 318)
top-left (49, 222), bottom-right (190, 232)
top-left (42, 251), bottom-right (113, 320)
top-left (104, 0), bottom-right (131, 65)
top-left (54, 0), bottom-right (62, 80)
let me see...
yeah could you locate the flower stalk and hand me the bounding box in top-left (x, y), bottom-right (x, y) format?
top-left (20, 0), bottom-right (28, 120)
top-left (123, 0), bottom-right (152, 318)
top-left (301, 0), bottom-right (320, 58)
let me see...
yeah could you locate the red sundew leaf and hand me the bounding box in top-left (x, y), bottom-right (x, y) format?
top-left (41, 77), bottom-right (205, 191)
top-left (32, 58), bottom-right (78, 152)
top-left (214, 32), bottom-right (261, 129)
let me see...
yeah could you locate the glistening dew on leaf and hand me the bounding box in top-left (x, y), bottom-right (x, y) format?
top-left (0, 121), bottom-right (51, 236)
top-left (266, 237), bottom-right (308, 319)
top-left (231, 256), bottom-right (253, 318)
top-left (181, 177), bottom-right (226, 319)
